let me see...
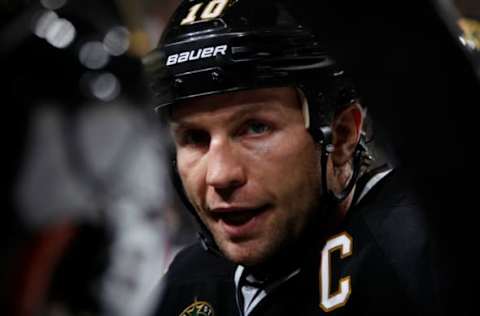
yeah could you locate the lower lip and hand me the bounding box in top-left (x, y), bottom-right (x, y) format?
top-left (218, 207), bottom-right (270, 239)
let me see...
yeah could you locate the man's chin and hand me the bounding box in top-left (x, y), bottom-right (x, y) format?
top-left (218, 241), bottom-right (268, 267)
top-left (218, 235), bottom-right (306, 275)
top-left (225, 253), bottom-right (265, 267)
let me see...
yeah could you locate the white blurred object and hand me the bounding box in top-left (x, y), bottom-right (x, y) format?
top-left (103, 26), bottom-right (130, 56)
top-left (17, 106), bottom-right (99, 225)
top-left (101, 198), bottom-right (171, 316)
top-left (16, 100), bottom-right (175, 316)
top-left (79, 41), bottom-right (110, 69)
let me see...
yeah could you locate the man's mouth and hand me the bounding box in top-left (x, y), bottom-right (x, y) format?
top-left (210, 205), bottom-right (271, 237)
top-left (215, 206), bottom-right (267, 225)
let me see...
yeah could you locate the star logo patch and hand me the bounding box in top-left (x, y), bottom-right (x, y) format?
top-left (179, 301), bottom-right (215, 316)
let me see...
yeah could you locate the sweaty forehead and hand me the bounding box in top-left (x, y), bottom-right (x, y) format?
top-left (169, 87), bottom-right (300, 123)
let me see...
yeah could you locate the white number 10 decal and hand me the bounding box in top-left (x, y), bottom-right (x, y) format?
top-left (319, 232), bottom-right (352, 312)
top-left (180, 0), bottom-right (229, 25)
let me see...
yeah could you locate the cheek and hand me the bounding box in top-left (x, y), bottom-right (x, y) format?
top-left (259, 132), bottom-right (321, 211)
top-left (253, 130), bottom-right (319, 186)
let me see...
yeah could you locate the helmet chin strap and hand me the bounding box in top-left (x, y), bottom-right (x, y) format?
top-left (170, 157), bottom-right (222, 255)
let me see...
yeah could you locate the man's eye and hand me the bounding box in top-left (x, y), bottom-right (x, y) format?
top-left (181, 130), bottom-right (210, 146)
top-left (244, 121), bottom-right (270, 135)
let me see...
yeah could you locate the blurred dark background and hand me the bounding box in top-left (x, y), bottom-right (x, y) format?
top-left (2, 0), bottom-right (479, 315)
top-left (1, 1), bottom-right (194, 315)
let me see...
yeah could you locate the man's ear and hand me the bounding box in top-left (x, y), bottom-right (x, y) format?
top-left (331, 103), bottom-right (364, 167)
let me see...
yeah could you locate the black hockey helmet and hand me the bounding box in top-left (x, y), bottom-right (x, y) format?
top-left (144, 0), bottom-right (367, 220)
top-left (144, 0), bottom-right (360, 138)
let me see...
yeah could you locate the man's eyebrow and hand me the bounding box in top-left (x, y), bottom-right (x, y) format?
top-left (169, 120), bottom-right (199, 134)
top-left (237, 102), bottom-right (280, 115)
top-left (224, 103), bottom-right (279, 122)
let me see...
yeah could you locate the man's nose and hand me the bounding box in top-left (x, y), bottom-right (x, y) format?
top-left (205, 138), bottom-right (246, 195)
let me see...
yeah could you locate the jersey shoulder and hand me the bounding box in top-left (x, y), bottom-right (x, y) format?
top-left (152, 242), bottom-right (239, 316)
top-left (352, 168), bottom-right (430, 258)
top-left (344, 169), bottom-right (441, 313)
top-left (165, 241), bottom-right (236, 284)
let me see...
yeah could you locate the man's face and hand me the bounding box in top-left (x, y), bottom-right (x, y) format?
top-left (170, 87), bottom-right (322, 266)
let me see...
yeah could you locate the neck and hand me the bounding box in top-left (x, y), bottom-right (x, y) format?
top-left (335, 183), bottom-right (355, 223)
